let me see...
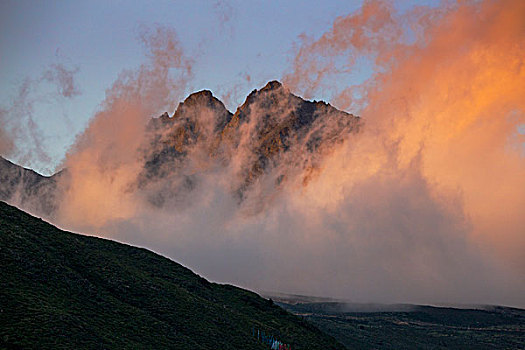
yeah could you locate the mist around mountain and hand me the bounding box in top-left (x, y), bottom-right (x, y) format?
top-left (1, 199), bottom-right (523, 348)
top-left (0, 80), bottom-right (359, 220)
top-left (1, 80), bottom-right (524, 310)
top-left (139, 80), bottom-right (358, 209)
top-left (2, 1), bottom-right (525, 348)
top-left (0, 156), bottom-right (64, 217)
top-left (0, 201), bottom-right (345, 349)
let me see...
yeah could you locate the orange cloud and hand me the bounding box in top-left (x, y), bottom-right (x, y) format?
top-left (46, 1), bottom-right (524, 307)
top-left (286, 0), bottom-right (525, 275)
top-left (58, 26), bottom-right (193, 229)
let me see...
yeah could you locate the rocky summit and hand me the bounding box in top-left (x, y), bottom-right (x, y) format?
top-left (139, 81), bottom-right (359, 206)
top-left (0, 81), bottom-right (360, 217)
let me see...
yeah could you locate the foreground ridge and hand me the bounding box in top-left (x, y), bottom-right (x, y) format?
top-left (0, 201), bottom-right (345, 349)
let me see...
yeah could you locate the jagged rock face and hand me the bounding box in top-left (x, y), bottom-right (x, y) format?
top-left (0, 157), bottom-right (65, 217)
top-left (141, 90), bottom-right (232, 179)
top-left (140, 81), bottom-right (360, 206)
top-left (138, 90), bottom-right (234, 206)
top-left (0, 81), bottom-right (360, 214)
top-left (228, 81), bottom-right (359, 188)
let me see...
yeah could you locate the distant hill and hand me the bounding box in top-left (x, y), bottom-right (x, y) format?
top-left (0, 201), bottom-right (345, 349)
top-left (275, 298), bottom-right (525, 349)
top-left (0, 157), bottom-right (64, 218)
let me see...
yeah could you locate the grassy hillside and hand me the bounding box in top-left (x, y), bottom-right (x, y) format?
top-left (0, 201), bottom-right (345, 349)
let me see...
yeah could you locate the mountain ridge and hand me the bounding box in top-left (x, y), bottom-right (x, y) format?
top-left (0, 80), bottom-right (360, 217)
top-left (0, 156), bottom-right (65, 217)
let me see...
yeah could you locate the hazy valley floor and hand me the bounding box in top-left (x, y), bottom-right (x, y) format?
top-left (277, 300), bottom-right (525, 349)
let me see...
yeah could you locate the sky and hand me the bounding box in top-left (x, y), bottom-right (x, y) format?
top-left (0, 0), bottom-right (350, 173)
top-left (1, 0), bottom-right (524, 308)
top-left (0, 0), bottom-right (433, 174)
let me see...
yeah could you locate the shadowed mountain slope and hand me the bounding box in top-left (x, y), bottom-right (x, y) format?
top-left (0, 201), bottom-right (345, 349)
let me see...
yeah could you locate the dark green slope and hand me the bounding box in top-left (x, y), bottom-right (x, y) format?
top-left (0, 201), bottom-right (345, 349)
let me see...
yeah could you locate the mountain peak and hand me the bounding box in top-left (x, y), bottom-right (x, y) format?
top-left (2, 82), bottom-right (360, 217)
top-left (173, 89), bottom-right (231, 121)
top-left (261, 80), bottom-right (283, 92)
top-left (181, 89), bottom-right (215, 107)
top-left (186, 89), bottom-right (213, 98)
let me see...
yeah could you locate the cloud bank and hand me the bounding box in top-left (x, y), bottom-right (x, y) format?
top-left (8, 2), bottom-right (523, 307)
